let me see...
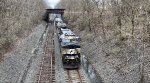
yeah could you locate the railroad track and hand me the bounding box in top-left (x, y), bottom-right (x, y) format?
top-left (65, 69), bottom-right (86, 83)
top-left (36, 27), bottom-right (55, 83)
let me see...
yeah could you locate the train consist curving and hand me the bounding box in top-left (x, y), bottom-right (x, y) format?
top-left (54, 16), bottom-right (81, 69)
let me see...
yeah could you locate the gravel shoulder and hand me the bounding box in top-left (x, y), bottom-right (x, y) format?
top-left (54, 27), bottom-right (66, 83)
top-left (22, 23), bottom-right (50, 83)
top-left (0, 21), bottom-right (47, 83)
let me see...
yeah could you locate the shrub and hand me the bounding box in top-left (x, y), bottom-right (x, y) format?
top-left (0, 36), bottom-right (14, 51)
top-left (78, 21), bottom-right (88, 31)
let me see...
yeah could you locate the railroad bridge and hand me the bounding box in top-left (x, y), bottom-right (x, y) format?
top-left (45, 9), bottom-right (65, 23)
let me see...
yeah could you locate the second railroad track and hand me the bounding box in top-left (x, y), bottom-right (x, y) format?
top-left (36, 26), bottom-right (55, 83)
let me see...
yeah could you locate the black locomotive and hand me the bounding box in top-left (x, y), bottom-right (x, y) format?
top-left (53, 14), bottom-right (81, 69)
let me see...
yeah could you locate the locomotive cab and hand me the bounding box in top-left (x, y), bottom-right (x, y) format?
top-left (61, 47), bottom-right (81, 69)
top-left (62, 54), bottom-right (80, 68)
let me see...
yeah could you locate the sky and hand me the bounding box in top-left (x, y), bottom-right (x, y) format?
top-left (44, 0), bottom-right (60, 8)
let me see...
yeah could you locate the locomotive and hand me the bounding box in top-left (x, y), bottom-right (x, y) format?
top-left (59, 29), bottom-right (81, 47)
top-left (61, 46), bottom-right (81, 69)
top-left (54, 15), bottom-right (81, 69)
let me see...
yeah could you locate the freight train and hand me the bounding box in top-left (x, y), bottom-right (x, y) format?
top-left (54, 15), bottom-right (81, 69)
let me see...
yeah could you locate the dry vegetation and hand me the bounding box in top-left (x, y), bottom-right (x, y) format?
top-left (0, 0), bottom-right (46, 59)
top-left (57, 0), bottom-right (150, 82)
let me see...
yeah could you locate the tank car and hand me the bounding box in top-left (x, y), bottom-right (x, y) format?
top-left (57, 22), bottom-right (67, 29)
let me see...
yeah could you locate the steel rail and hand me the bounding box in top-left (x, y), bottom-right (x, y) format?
top-left (36, 26), bottom-right (55, 83)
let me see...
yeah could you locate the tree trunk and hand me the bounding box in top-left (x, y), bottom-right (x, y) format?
top-left (131, 9), bottom-right (135, 40)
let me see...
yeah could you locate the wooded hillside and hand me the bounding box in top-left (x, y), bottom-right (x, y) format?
top-left (57, 0), bottom-right (150, 82)
top-left (0, 0), bottom-right (46, 58)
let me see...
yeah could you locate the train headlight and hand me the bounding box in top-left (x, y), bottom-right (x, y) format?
top-left (75, 55), bottom-right (79, 58)
top-left (65, 56), bottom-right (69, 59)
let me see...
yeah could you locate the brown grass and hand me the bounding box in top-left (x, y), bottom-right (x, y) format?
top-left (0, 0), bottom-right (46, 58)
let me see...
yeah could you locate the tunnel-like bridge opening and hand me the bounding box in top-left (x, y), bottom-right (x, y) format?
top-left (45, 9), bottom-right (65, 23)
